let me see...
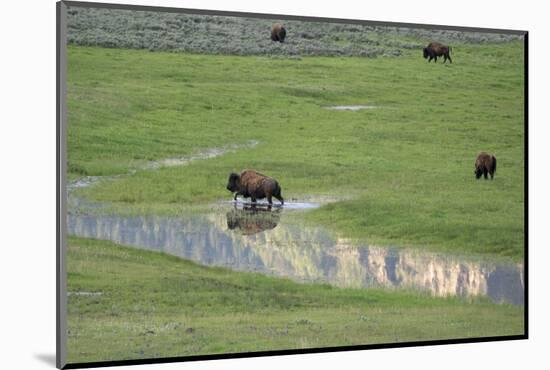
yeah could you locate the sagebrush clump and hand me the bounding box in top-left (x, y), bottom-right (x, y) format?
top-left (67, 7), bottom-right (521, 57)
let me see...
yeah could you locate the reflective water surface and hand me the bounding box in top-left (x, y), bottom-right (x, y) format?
top-left (67, 206), bottom-right (524, 305)
top-left (325, 105), bottom-right (379, 111)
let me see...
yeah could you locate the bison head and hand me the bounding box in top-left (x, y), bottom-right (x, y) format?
top-left (423, 47), bottom-right (429, 59)
top-left (474, 167), bottom-right (483, 179)
top-left (226, 172), bottom-right (241, 192)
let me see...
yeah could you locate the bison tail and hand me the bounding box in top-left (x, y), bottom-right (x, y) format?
top-left (492, 156), bottom-right (497, 173)
top-left (273, 183), bottom-right (281, 196)
top-left (274, 183), bottom-right (284, 205)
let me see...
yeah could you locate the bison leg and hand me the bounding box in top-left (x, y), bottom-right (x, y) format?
top-left (447, 54), bottom-right (452, 63)
top-left (483, 169), bottom-right (488, 180)
top-left (267, 195), bottom-right (273, 205)
top-left (233, 193), bottom-right (239, 201)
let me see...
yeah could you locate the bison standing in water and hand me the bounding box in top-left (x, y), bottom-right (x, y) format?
top-left (227, 170), bottom-right (284, 205)
top-left (423, 42), bottom-right (452, 63)
top-left (271, 23), bottom-right (286, 43)
top-left (474, 152), bottom-right (497, 180)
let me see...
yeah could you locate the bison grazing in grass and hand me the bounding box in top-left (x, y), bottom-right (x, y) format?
top-left (423, 42), bottom-right (452, 63)
top-left (227, 170), bottom-right (284, 205)
top-left (271, 23), bottom-right (286, 43)
top-left (474, 152), bottom-right (497, 180)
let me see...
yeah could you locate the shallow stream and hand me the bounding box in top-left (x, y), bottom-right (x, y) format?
top-left (66, 142), bottom-right (524, 306)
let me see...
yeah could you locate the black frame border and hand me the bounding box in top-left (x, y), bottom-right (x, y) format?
top-left (57, 1), bottom-right (529, 368)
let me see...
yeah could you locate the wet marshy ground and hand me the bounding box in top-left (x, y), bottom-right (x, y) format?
top-left (325, 105), bottom-right (380, 111)
top-left (66, 143), bottom-right (524, 306)
top-left (67, 203), bottom-right (524, 305)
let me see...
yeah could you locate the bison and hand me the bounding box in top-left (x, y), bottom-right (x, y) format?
top-left (423, 42), bottom-right (452, 63)
top-left (474, 152), bottom-right (497, 180)
top-left (271, 23), bottom-right (286, 43)
top-left (226, 169), bottom-right (284, 205)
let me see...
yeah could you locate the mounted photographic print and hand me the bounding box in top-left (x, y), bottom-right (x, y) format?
top-left (56, 1), bottom-right (527, 368)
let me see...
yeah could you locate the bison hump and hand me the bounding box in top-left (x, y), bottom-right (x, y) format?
top-left (241, 169), bottom-right (267, 179)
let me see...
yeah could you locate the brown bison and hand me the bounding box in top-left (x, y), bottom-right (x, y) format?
top-left (271, 23), bottom-right (286, 43)
top-left (423, 42), bottom-right (452, 63)
top-left (227, 170), bottom-right (284, 205)
top-left (474, 152), bottom-right (497, 180)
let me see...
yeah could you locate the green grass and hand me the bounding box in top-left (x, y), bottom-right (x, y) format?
top-left (67, 237), bottom-right (524, 363)
top-left (68, 43), bottom-right (524, 259)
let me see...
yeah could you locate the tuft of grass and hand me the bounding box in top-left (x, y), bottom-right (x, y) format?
top-left (67, 237), bottom-right (524, 363)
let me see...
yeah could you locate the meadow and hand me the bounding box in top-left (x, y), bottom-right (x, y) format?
top-left (65, 7), bottom-right (525, 364)
top-left (67, 237), bottom-right (523, 363)
top-left (68, 40), bottom-right (524, 259)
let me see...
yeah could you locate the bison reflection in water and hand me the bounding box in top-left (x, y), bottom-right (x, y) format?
top-left (226, 206), bottom-right (281, 235)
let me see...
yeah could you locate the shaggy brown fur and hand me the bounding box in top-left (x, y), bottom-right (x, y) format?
top-left (271, 23), bottom-right (286, 43)
top-left (226, 170), bottom-right (284, 205)
top-left (423, 42), bottom-right (452, 63)
top-left (474, 152), bottom-right (497, 180)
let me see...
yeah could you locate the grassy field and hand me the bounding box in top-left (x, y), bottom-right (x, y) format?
top-left (66, 237), bottom-right (524, 363)
top-left (68, 40), bottom-right (524, 259)
top-left (65, 9), bottom-right (525, 364)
